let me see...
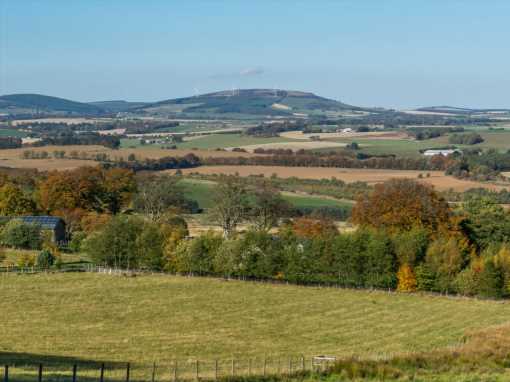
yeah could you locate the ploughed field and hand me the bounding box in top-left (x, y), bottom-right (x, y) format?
top-left (2, 273), bottom-right (510, 368)
top-left (174, 165), bottom-right (506, 192)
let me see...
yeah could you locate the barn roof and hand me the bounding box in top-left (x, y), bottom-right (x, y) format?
top-left (0, 216), bottom-right (64, 230)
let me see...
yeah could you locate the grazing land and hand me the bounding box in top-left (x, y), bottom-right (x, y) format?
top-left (176, 165), bottom-right (506, 192)
top-left (178, 178), bottom-right (352, 210)
top-left (2, 273), bottom-right (510, 366)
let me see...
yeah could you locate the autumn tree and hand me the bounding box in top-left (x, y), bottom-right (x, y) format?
top-left (351, 179), bottom-right (451, 234)
top-left (0, 183), bottom-right (36, 216)
top-left (397, 264), bottom-right (417, 292)
top-left (291, 217), bottom-right (338, 239)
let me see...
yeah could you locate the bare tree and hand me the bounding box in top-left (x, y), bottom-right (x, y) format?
top-left (211, 176), bottom-right (249, 238)
top-left (249, 181), bottom-right (291, 232)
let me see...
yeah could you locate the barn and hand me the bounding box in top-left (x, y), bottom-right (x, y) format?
top-left (0, 216), bottom-right (67, 244)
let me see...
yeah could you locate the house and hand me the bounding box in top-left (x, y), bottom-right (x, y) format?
top-left (423, 149), bottom-right (459, 157)
top-left (0, 216), bottom-right (67, 244)
top-left (336, 127), bottom-right (353, 133)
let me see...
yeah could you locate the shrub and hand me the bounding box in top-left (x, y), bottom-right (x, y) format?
top-left (397, 264), bottom-right (417, 292)
top-left (17, 253), bottom-right (35, 268)
top-left (0, 220), bottom-right (42, 250)
top-left (36, 249), bottom-right (55, 269)
top-left (68, 231), bottom-right (87, 253)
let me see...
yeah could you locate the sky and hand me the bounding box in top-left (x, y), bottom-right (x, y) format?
top-left (1, 0), bottom-right (509, 109)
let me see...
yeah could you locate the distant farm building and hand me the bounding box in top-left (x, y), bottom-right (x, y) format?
top-left (423, 149), bottom-right (459, 157)
top-left (0, 216), bottom-right (66, 243)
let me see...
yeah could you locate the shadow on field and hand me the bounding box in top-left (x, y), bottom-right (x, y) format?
top-left (0, 351), bottom-right (125, 368)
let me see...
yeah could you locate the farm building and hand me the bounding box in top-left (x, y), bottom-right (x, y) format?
top-left (423, 149), bottom-right (460, 157)
top-left (0, 216), bottom-right (66, 243)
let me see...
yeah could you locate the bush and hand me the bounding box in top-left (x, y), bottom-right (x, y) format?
top-left (68, 231), bottom-right (87, 253)
top-left (0, 220), bottom-right (42, 250)
top-left (36, 249), bottom-right (55, 269)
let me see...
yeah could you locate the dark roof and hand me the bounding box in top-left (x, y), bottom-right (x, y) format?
top-left (0, 216), bottom-right (65, 230)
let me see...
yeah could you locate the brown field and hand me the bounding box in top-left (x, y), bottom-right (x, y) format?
top-left (10, 117), bottom-right (113, 126)
top-left (279, 130), bottom-right (409, 140)
top-left (231, 141), bottom-right (347, 152)
top-left (0, 145), bottom-right (257, 171)
top-left (173, 165), bottom-right (508, 192)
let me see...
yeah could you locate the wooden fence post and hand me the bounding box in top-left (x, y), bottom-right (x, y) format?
top-left (3, 365), bottom-right (8, 382)
top-left (195, 360), bottom-right (199, 381)
top-left (248, 359), bottom-right (252, 376)
top-left (126, 363), bottom-right (130, 382)
top-left (263, 358), bottom-right (266, 376)
top-left (152, 362), bottom-right (157, 382)
top-left (72, 364), bottom-right (77, 382)
top-left (99, 363), bottom-right (105, 382)
top-left (214, 360), bottom-right (218, 380)
top-left (173, 360), bottom-right (178, 382)
top-left (288, 357), bottom-right (292, 374)
top-left (38, 363), bottom-right (43, 382)
top-left (301, 356), bottom-right (305, 371)
top-left (231, 359), bottom-right (235, 377)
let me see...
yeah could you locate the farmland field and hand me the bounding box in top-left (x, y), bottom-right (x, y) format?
top-left (0, 145), bottom-right (257, 171)
top-left (175, 165), bottom-right (507, 192)
top-left (2, 273), bottom-right (510, 367)
top-left (178, 178), bottom-right (352, 210)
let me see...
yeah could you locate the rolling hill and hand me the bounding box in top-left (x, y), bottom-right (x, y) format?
top-left (0, 94), bottom-right (105, 116)
top-left (134, 89), bottom-right (369, 119)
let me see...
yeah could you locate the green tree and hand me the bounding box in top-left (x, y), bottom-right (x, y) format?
top-left (0, 220), bottom-right (42, 250)
top-left (36, 249), bottom-right (55, 269)
top-left (83, 215), bottom-right (143, 269)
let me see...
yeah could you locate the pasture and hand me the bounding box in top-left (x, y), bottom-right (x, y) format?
top-left (2, 273), bottom-right (510, 366)
top-left (174, 165), bottom-right (506, 192)
top-left (178, 178), bottom-right (352, 210)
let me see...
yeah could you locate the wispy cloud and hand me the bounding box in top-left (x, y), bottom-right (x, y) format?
top-left (240, 67), bottom-right (264, 76)
top-left (208, 67), bottom-right (265, 79)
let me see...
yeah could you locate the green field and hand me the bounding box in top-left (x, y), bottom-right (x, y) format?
top-left (0, 128), bottom-right (27, 137)
top-left (175, 133), bottom-right (295, 150)
top-left (179, 178), bottom-right (351, 210)
top-left (121, 133), bottom-right (296, 150)
top-left (2, 273), bottom-right (510, 368)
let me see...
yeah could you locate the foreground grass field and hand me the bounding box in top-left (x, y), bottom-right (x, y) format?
top-left (2, 273), bottom-right (510, 367)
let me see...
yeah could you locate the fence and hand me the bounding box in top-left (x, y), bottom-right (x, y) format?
top-left (2, 356), bottom-right (336, 382)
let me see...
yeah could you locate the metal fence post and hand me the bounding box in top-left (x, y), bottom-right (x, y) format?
top-left (72, 364), bottom-right (77, 382)
top-left (38, 364), bottom-right (43, 382)
top-left (3, 365), bottom-right (8, 382)
top-left (126, 363), bottom-right (130, 382)
top-left (99, 363), bottom-right (105, 382)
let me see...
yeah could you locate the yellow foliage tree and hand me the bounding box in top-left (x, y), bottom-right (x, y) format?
top-left (397, 264), bottom-right (417, 292)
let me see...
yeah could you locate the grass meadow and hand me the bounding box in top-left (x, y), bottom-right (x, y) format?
top-left (2, 272), bottom-right (510, 367)
top-left (178, 178), bottom-right (352, 210)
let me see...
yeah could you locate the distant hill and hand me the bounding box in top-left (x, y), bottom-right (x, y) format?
top-left (414, 106), bottom-right (510, 116)
top-left (0, 94), bottom-right (105, 116)
top-left (88, 100), bottom-right (148, 113)
top-left (134, 89), bottom-right (369, 119)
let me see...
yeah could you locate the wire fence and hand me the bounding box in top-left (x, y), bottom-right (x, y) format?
top-left (2, 356), bottom-right (336, 382)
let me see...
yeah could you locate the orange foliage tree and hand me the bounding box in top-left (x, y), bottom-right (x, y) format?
top-left (397, 264), bottom-right (417, 292)
top-left (292, 217), bottom-right (338, 239)
top-left (351, 179), bottom-right (451, 234)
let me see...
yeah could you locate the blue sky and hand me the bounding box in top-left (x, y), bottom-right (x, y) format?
top-left (1, 0), bottom-right (509, 108)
